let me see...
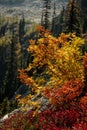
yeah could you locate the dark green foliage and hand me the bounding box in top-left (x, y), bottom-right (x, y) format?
top-left (2, 33), bottom-right (21, 99)
top-left (80, 0), bottom-right (87, 33)
top-left (0, 23), bottom-right (7, 36)
top-left (0, 14), bottom-right (36, 106)
top-left (51, 3), bottom-right (57, 36)
top-left (0, 97), bottom-right (10, 118)
top-left (0, 13), bottom-right (38, 117)
top-left (41, 0), bottom-right (51, 29)
top-left (81, 42), bottom-right (87, 54)
top-left (81, 0), bottom-right (87, 8)
top-left (19, 16), bottom-right (25, 44)
top-left (41, 11), bottom-right (44, 27)
top-left (51, 6), bottom-right (65, 36)
top-left (0, 98), bottom-right (18, 118)
top-left (51, 0), bottom-right (87, 36)
top-left (63, 0), bottom-right (81, 36)
top-left (10, 99), bottom-right (19, 112)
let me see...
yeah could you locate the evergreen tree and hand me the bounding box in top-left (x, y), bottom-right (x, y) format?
top-left (81, 0), bottom-right (87, 33)
top-left (19, 16), bottom-right (25, 43)
top-left (51, 3), bottom-right (56, 36)
top-left (0, 14), bottom-right (8, 36)
top-left (58, 7), bottom-right (65, 35)
top-left (63, 0), bottom-right (81, 36)
top-left (0, 97), bottom-right (18, 118)
top-left (51, 6), bottom-right (65, 37)
top-left (2, 32), bottom-right (21, 99)
top-left (41, 10), bottom-right (44, 26)
top-left (42, 0), bottom-right (51, 29)
top-left (0, 97), bottom-right (10, 117)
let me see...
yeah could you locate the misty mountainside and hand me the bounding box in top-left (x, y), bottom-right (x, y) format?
top-left (0, 0), bottom-right (68, 23)
top-left (0, 0), bottom-right (68, 5)
top-left (0, 0), bottom-right (24, 5)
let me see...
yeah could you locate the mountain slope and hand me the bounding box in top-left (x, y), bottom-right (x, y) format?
top-left (0, 0), bottom-right (24, 5)
top-left (0, 0), bottom-right (68, 23)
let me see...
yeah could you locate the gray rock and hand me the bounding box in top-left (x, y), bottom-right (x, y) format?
top-left (14, 84), bottom-right (31, 98)
top-left (0, 108), bottom-right (21, 123)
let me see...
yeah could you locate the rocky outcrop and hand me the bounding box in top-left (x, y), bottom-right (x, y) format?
top-left (0, 108), bottom-right (21, 123)
top-left (0, 94), bottom-right (50, 123)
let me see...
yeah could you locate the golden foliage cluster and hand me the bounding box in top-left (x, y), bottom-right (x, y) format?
top-left (18, 26), bottom-right (86, 112)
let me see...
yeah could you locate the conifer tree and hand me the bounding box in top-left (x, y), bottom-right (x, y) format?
top-left (51, 3), bottom-right (56, 36)
top-left (63, 0), bottom-right (81, 36)
top-left (2, 32), bottom-right (21, 99)
top-left (42, 0), bottom-right (51, 29)
top-left (1, 97), bottom-right (10, 116)
top-left (51, 6), bottom-right (65, 37)
top-left (41, 11), bottom-right (44, 27)
top-left (81, 0), bottom-right (87, 33)
top-left (19, 16), bottom-right (25, 43)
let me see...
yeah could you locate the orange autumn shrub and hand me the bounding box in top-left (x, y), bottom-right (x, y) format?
top-left (1, 26), bottom-right (87, 130)
top-left (18, 26), bottom-right (85, 111)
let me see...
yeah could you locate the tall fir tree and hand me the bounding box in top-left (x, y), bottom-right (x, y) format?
top-left (42, 0), bottom-right (51, 29)
top-left (2, 32), bottom-right (21, 99)
top-left (41, 10), bottom-right (44, 27)
top-left (63, 0), bottom-right (81, 36)
top-left (0, 97), bottom-right (10, 117)
top-left (51, 6), bottom-right (65, 37)
top-left (51, 3), bottom-right (56, 36)
top-left (81, 0), bottom-right (87, 33)
top-left (19, 15), bottom-right (25, 43)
